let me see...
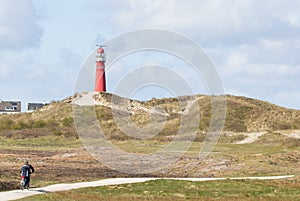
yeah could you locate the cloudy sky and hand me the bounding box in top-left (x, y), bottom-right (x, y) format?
top-left (1, 0), bottom-right (300, 110)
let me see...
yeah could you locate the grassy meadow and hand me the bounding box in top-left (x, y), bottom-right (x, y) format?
top-left (18, 178), bottom-right (300, 201)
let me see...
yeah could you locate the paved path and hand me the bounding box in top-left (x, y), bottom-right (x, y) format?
top-left (0, 175), bottom-right (295, 201)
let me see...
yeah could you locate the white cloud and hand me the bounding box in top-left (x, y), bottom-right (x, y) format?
top-left (223, 47), bottom-right (300, 78)
top-left (1, 0), bottom-right (300, 109)
top-left (223, 51), bottom-right (248, 76)
top-left (287, 14), bottom-right (300, 27)
top-left (259, 39), bottom-right (286, 51)
top-left (0, 0), bottom-right (43, 50)
top-left (107, 0), bottom-right (300, 39)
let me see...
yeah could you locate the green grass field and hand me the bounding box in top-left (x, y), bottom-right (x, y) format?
top-left (18, 179), bottom-right (300, 201)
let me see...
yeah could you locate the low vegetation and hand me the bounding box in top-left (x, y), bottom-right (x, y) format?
top-left (1, 92), bottom-right (300, 199)
top-left (2, 93), bottom-right (300, 142)
top-left (19, 178), bottom-right (300, 201)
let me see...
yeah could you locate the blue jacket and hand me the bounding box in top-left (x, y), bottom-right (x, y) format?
top-left (20, 164), bottom-right (34, 177)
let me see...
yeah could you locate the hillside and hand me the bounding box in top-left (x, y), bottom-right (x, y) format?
top-left (1, 92), bottom-right (300, 191)
top-left (1, 92), bottom-right (300, 140)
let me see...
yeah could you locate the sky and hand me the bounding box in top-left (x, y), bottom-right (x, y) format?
top-left (0, 0), bottom-right (300, 110)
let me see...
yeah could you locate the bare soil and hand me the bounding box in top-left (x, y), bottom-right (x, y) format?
top-left (0, 148), bottom-right (161, 191)
top-left (1, 130), bottom-right (300, 192)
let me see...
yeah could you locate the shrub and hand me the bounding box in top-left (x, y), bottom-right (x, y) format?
top-left (282, 138), bottom-right (300, 148)
top-left (32, 120), bottom-right (46, 128)
top-left (62, 117), bottom-right (74, 127)
top-left (271, 121), bottom-right (292, 130)
top-left (52, 130), bottom-right (63, 136)
top-left (225, 118), bottom-right (247, 132)
top-left (11, 121), bottom-right (29, 130)
top-left (0, 119), bottom-right (13, 130)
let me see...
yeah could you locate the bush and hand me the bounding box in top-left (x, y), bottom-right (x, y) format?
top-left (11, 121), bottom-right (29, 130)
top-left (0, 119), bottom-right (13, 130)
top-left (0, 181), bottom-right (20, 191)
top-left (32, 120), bottom-right (46, 128)
top-left (271, 121), bottom-right (292, 130)
top-left (62, 117), bottom-right (74, 127)
top-left (282, 138), bottom-right (300, 148)
top-left (44, 119), bottom-right (59, 128)
top-left (225, 118), bottom-right (247, 132)
top-left (52, 130), bottom-right (63, 136)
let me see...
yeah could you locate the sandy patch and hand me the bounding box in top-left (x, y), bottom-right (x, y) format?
top-left (236, 131), bottom-right (268, 144)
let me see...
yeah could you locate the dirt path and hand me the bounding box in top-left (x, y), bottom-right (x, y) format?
top-left (0, 175), bottom-right (295, 201)
top-left (236, 131), bottom-right (267, 144)
top-left (283, 130), bottom-right (300, 139)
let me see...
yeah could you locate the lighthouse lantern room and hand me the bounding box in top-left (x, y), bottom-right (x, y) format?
top-left (94, 45), bottom-right (106, 92)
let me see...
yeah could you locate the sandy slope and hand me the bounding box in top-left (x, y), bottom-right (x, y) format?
top-left (0, 175), bottom-right (295, 201)
top-left (235, 131), bottom-right (268, 144)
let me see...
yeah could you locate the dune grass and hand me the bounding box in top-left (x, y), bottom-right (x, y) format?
top-left (18, 178), bottom-right (300, 201)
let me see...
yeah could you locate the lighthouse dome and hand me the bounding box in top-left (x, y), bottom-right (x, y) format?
top-left (97, 48), bottom-right (104, 53)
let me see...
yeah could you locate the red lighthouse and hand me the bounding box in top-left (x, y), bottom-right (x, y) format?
top-left (94, 46), bottom-right (106, 92)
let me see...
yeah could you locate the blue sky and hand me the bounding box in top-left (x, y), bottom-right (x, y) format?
top-left (1, 0), bottom-right (300, 109)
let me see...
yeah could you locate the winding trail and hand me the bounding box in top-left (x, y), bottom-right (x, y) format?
top-left (236, 131), bottom-right (268, 144)
top-left (0, 175), bottom-right (295, 201)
